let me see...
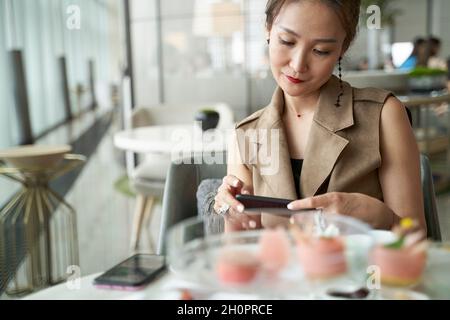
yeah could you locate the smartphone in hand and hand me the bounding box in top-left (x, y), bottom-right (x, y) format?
top-left (93, 254), bottom-right (166, 291)
top-left (236, 194), bottom-right (317, 216)
top-left (236, 194), bottom-right (292, 209)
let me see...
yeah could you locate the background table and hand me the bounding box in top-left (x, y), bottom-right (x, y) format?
top-left (114, 124), bottom-right (230, 177)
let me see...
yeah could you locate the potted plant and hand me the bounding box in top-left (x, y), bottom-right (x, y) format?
top-left (194, 109), bottom-right (220, 131)
top-left (408, 67), bottom-right (448, 92)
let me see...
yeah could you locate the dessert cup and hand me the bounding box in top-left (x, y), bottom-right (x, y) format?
top-left (371, 245), bottom-right (427, 287)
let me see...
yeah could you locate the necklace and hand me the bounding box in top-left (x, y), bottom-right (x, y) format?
top-left (288, 106), bottom-right (314, 118)
top-left (285, 100), bottom-right (316, 118)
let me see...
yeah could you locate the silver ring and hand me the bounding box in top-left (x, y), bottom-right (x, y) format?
top-left (217, 203), bottom-right (230, 216)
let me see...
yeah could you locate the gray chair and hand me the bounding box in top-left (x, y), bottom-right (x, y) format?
top-left (420, 154), bottom-right (442, 241)
top-left (157, 153), bottom-right (227, 254)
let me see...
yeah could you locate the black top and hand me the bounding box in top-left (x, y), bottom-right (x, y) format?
top-left (290, 159), bottom-right (303, 199)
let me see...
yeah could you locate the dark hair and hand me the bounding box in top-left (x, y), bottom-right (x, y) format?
top-left (411, 37), bottom-right (425, 56)
top-left (265, 0), bottom-right (361, 53)
top-left (428, 36), bottom-right (441, 47)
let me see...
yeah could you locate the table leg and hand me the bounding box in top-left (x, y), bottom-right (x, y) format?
top-left (130, 194), bottom-right (147, 252)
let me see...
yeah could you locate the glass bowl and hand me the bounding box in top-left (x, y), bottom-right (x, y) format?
top-left (167, 210), bottom-right (375, 299)
top-left (421, 242), bottom-right (450, 299)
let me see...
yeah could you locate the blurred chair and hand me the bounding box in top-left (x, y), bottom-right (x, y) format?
top-left (129, 103), bottom-right (233, 253)
top-left (157, 153), bottom-right (227, 254)
top-left (420, 154), bottom-right (442, 241)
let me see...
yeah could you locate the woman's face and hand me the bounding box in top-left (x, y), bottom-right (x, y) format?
top-left (268, 1), bottom-right (347, 98)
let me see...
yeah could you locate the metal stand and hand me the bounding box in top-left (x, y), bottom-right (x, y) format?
top-left (0, 154), bottom-right (85, 296)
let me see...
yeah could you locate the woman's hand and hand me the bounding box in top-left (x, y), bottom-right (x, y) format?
top-left (213, 175), bottom-right (260, 231)
top-left (287, 192), bottom-right (396, 229)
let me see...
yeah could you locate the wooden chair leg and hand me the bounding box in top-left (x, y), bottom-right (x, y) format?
top-left (130, 194), bottom-right (147, 252)
top-left (142, 197), bottom-right (155, 253)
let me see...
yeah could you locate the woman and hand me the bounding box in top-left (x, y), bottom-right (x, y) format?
top-left (213, 0), bottom-right (426, 232)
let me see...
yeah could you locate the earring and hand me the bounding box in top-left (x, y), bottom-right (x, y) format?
top-left (267, 38), bottom-right (270, 45)
top-left (335, 57), bottom-right (344, 107)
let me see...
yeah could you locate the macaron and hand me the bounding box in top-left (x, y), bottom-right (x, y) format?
top-left (259, 227), bottom-right (291, 273)
top-left (216, 249), bottom-right (260, 285)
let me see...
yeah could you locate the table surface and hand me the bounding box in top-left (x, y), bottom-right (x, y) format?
top-left (114, 124), bottom-right (231, 154)
top-left (398, 91), bottom-right (450, 108)
top-left (24, 242), bottom-right (450, 300)
top-left (24, 272), bottom-right (179, 300)
top-left (22, 269), bottom-right (444, 300)
top-left (23, 271), bottom-right (261, 300)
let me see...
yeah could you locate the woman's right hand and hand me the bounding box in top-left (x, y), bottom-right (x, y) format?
top-left (213, 175), bottom-right (259, 231)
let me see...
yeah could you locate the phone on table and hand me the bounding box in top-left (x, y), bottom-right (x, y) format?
top-left (236, 194), bottom-right (316, 216)
top-left (93, 254), bottom-right (166, 291)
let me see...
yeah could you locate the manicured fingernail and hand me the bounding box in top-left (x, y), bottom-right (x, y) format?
top-left (242, 190), bottom-right (250, 195)
top-left (249, 221), bottom-right (257, 229)
top-left (287, 203), bottom-right (293, 210)
top-left (237, 205), bottom-right (244, 212)
top-left (233, 180), bottom-right (239, 187)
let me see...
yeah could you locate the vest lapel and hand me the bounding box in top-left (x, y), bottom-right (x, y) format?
top-left (251, 75), bottom-right (354, 199)
top-left (300, 75), bottom-right (354, 197)
top-left (253, 88), bottom-right (297, 200)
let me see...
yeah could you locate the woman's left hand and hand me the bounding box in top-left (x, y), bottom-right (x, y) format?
top-left (287, 192), bottom-right (396, 229)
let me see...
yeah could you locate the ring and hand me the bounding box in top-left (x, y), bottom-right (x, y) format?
top-left (217, 203), bottom-right (230, 216)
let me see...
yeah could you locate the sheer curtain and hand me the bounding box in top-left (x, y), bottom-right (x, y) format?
top-left (0, 0), bottom-right (21, 207)
top-left (0, 0), bottom-right (123, 206)
top-left (0, 0), bottom-right (20, 149)
top-left (1, 0), bottom-right (121, 137)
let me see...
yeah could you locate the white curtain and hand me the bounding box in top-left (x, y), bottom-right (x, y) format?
top-left (0, 0), bottom-right (123, 206)
top-left (0, 0), bottom-right (20, 149)
top-left (0, 0), bottom-right (121, 137)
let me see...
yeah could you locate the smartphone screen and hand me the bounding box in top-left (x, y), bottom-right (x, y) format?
top-left (93, 254), bottom-right (166, 289)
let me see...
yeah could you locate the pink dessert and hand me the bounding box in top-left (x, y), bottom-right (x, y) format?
top-left (370, 218), bottom-right (428, 287)
top-left (371, 245), bottom-right (427, 286)
top-left (258, 227), bottom-right (291, 273)
top-left (297, 237), bottom-right (347, 279)
top-left (216, 249), bottom-right (260, 285)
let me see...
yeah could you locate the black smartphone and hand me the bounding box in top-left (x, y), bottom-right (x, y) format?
top-left (93, 254), bottom-right (166, 291)
top-left (236, 194), bottom-right (317, 216)
top-left (236, 194), bottom-right (293, 209)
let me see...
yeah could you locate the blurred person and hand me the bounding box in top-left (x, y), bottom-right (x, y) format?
top-left (399, 37), bottom-right (427, 70)
top-left (357, 57), bottom-right (368, 71)
top-left (427, 37), bottom-right (448, 70)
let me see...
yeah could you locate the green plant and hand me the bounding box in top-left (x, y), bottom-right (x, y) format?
top-left (199, 109), bottom-right (219, 115)
top-left (408, 67), bottom-right (447, 78)
top-left (361, 0), bottom-right (402, 26)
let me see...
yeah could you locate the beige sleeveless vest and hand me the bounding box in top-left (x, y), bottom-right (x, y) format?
top-left (235, 75), bottom-right (393, 202)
